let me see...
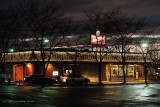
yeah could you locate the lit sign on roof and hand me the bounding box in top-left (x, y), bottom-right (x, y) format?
top-left (90, 34), bottom-right (106, 45)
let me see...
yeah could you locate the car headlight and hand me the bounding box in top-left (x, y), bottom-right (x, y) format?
top-left (62, 77), bottom-right (68, 82)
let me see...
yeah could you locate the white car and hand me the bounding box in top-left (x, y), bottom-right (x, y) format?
top-left (60, 73), bottom-right (90, 85)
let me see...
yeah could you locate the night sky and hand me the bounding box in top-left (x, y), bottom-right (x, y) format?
top-left (57, 0), bottom-right (160, 27)
top-left (1, 0), bottom-right (160, 27)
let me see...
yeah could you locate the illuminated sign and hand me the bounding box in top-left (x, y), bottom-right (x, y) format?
top-left (53, 71), bottom-right (59, 76)
top-left (90, 34), bottom-right (106, 45)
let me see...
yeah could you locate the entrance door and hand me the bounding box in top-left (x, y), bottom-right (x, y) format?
top-left (14, 65), bottom-right (24, 82)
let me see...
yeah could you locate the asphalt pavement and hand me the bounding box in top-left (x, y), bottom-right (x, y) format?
top-left (0, 83), bottom-right (160, 107)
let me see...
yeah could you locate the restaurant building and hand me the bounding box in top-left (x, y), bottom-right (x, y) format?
top-left (2, 49), bottom-right (153, 83)
top-left (1, 32), bottom-right (160, 83)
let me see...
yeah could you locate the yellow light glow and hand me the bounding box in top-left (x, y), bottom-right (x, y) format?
top-left (27, 63), bottom-right (31, 68)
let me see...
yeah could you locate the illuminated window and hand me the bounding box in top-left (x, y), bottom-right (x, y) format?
top-left (53, 71), bottom-right (59, 76)
top-left (66, 70), bottom-right (72, 74)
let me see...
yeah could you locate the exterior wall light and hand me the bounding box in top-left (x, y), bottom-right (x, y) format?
top-left (27, 63), bottom-right (31, 68)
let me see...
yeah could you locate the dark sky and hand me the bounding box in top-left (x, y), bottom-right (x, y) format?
top-left (1, 0), bottom-right (160, 27)
top-left (56, 0), bottom-right (160, 27)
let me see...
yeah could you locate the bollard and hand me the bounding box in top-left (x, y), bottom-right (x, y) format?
top-left (19, 79), bottom-right (20, 86)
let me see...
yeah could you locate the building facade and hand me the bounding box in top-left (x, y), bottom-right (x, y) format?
top-left (2, 50), bottom-right (154, 83)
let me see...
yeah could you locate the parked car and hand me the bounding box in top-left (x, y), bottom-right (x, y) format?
top-left (24, 74), bottom-right (57, 85)
top-left (60, 73), bottom-right (90, 85)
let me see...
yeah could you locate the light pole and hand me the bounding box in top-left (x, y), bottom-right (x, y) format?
top-left (96, 30), bottom-right (103, 85)
top-left (8, 48), bottom-right (14, 61)
top-left (42, 38), bottom-right (50, 83)
top-left (141, 42), bottom-right (148, 85)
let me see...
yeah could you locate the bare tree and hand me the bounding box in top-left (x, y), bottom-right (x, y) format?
top-left (92, 38), bottom-right (107, 85)
top-left (138, 29), bottom-right (155, 85)
top-left (83, 7), bottom-right (108, 85)
top-left (18, 0), bottom-right (73, 83)
top-left (82, 7), bottom-right (104, 34)
top-left (103, 8), bottom-right (146, 84)
top-left (83, 7), bottom-right (147, 84)
top-left (0, 6), bottom-right (22, 76)
top-left (66, 35), bottom-right (90, 74)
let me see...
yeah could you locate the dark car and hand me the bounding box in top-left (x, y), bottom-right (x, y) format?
top-left (24, 74), bottom-right (57, 85)
top-left (60, 73), bottom-right (90, 85)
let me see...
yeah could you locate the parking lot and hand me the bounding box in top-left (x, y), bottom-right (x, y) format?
top-left (0, 84), bottom-right (160, 107)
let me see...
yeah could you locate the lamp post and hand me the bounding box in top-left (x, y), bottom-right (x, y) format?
top-left (141, 42), bottom-right (148, 85)
top-left (8, 48), bottom-right (14, 62)
top-left (42, 38), bottom-right (50, 83)
top-left (96, 30), bottom-right (103, 85)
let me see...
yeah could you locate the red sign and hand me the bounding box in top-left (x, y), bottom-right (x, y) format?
top-left (90, 34), bottom-right (106, 45)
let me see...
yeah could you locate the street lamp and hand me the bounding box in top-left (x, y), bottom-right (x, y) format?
top-left (43, 38), bottom-right (49, 44)
top-left (141, 43), bottom-right (148, 53)
top-left (9, 48), bottom-right (14, 53)
top-left (141, 43), bottom-right (148, 48)
top-left (140, 42), bottom-right (149, 85)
